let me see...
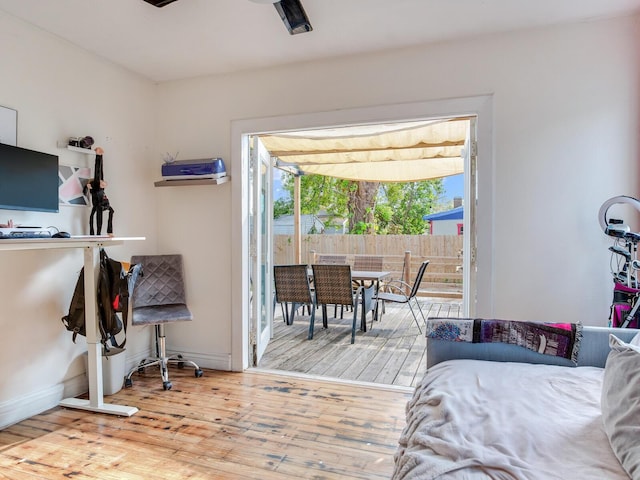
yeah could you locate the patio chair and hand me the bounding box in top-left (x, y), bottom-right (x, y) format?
top-left (378, 254), bottom-right (409, 315)
top-left (315, 254), bottom-right (347, 265)
top-left (353, 254), bottom-right (383, 286)
top-left (351, 254), bottom-right (385, 323)
top-left (376, 260), bottom-right (430, 333)
top-left (353, 255), bottom-right (383, 272)
top-left (315, 254), bottom-right (349, 317)
top-left (312, 264), bottom-right (374, 344)
top-left (273, 264), bottom-right (315, 328)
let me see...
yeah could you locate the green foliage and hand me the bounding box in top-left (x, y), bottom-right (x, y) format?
top-left (351, 221), bottom-right (372, 234)
top-left (276, 171), bottom-right (444, 235)
top-left (279, 173), bottom-right (349, 218)
top-left (273, 198), bottom-right (292, 218)
top-left (377, 181), bottom-right (444, 234)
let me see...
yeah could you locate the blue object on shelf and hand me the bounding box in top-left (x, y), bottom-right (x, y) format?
top-left (161, 158), bottom-right (226, 179)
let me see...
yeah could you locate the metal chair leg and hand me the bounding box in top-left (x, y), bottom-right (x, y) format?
top-left (407, 300), bottom-right (424, 333)
top-left (125, 323), bottom-right (203, 390)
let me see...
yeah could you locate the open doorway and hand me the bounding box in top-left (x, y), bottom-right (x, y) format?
top-left (246, 117), bottom-right (475, 387)
top-left (229, 95), bottom-right (494, 376)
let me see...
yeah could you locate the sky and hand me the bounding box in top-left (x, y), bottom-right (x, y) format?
top-left (442, 174), bottom-right (464, 202)
top-left (273, 168), bottom-right (287, 201)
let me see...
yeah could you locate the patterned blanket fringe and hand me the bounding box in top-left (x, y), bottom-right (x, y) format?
top-left (571, 322), bottom-right (583, 365)
top-left (426, 317), bottom-right (584, 365)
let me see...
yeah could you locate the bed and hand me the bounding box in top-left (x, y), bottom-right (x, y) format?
top-left (392, 318), bottom-right (640, 480)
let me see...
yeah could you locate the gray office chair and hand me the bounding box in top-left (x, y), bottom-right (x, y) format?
top-left (124, 254), bottom-right (203, 390)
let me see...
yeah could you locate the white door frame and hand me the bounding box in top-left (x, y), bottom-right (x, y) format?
top-left (230, 95), bottom-right (494, 371)
top-left (463, 116), bottom-right (478, 316)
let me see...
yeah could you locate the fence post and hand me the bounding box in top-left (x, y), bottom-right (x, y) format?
top-left (309, 250), bottom-right (317, 265)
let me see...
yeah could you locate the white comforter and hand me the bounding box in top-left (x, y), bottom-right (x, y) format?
top-left (393, 359), bottom-right (628, 480)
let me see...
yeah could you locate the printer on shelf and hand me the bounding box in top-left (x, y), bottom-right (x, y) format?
top-left (161, 158), bottom-right (226, 180)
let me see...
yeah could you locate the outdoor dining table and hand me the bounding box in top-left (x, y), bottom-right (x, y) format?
top-left (349, 270), bottom-right (391, 331)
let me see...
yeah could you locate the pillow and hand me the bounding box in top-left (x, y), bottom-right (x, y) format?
top-left (601, 334), bottom-right (640, 478)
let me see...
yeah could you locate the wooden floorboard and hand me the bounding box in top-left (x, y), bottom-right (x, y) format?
top-left (0, 370), bottom-right (411, 480)
top-left (260, 298), bottom-right (463, 388)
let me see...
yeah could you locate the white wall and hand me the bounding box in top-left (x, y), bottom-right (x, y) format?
top-left (0, 12), bottom-right (158, 427)
top-left (0, 9), bottom-right (638, 427)
top-left (155, 13), bottom-right (639, 370)
top-left (431, 220), bottom-right (462, 236)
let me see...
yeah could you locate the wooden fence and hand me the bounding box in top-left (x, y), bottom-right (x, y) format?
top-left (274, 234), bottom-right (463, 298)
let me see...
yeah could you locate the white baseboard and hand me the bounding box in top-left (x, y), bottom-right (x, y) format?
top-left (0, 351), bottom-right (231, 429)
top-left (125, 348), bottom-right (231, 372)
top-left (0, 374), bottom-right (87, 430)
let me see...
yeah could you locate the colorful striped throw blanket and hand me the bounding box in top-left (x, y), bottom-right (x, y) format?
top-left (426, 318), bottom-right (582, 364)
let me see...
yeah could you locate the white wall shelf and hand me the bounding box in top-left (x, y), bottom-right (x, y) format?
top-left (154, 176), bottom-right (230, 187)
top-left (56, 141), bottom-right (94, 155)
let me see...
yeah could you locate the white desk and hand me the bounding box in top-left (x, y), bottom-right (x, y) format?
top-left (0, 236), bottom-right (145, 416)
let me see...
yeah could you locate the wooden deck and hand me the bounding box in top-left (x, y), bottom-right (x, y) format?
top-left (0, 370), bottom-right (411, 479)
top-left (258, 298), bottom-right (463, 388)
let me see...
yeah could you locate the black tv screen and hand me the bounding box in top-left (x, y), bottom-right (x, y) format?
top-left (0, 143), bottom-right (59, 213)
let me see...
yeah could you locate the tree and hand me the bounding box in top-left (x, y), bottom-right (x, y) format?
top-left (376, 181), bottom-right (444, 234)
top-left (273, 198), bottom-right (291, 219)
top-left (348, 181), bottom-right (380, 234)
top-left (276, 171), bottom-right (443, 234)
top-left (276, 174), bottom-right (349, 217)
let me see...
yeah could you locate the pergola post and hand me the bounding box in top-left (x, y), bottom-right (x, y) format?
top-left (294, 175), bottom-right (302, 264)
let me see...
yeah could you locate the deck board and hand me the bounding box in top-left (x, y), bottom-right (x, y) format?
top-left (259, 298), bottom-right (462, 388)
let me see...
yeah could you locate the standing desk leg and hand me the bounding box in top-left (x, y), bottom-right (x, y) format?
top-left (59, 245), bottom-right (138, 416)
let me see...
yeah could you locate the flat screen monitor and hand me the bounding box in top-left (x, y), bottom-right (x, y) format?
top-left (0, 142), bottom-right (59, 213)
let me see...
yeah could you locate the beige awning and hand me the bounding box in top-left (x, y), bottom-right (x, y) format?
top-left (260, 117), bottom-right (470, 182)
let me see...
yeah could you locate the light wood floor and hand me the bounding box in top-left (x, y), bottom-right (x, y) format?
top-left (259, 298), bottom-right (462, 388)
top-left (0, 369), bottom-right (411, 479)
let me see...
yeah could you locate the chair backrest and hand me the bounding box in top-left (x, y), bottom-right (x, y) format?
top-left (353, 255), bottom-right (383, 271)
top-left (131, 254), bottom-right (188, 308)
top-left (408, 260), bottom-right (430, 299)
top-left (316, 254), bottom-right (347, 265)
top-left (312, 264), bottom-right (355, 306)
top-left (274, 264), bottom-right (313, 304)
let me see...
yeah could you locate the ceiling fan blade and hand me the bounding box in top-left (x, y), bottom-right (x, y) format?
top-left (142, 0), bottom-right (312, 36)
top-left (274, 0), bottom-right (313, 35)
top-left (143, 0), bottom-right (178, 7)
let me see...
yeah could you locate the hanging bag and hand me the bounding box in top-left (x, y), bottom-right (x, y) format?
top-left (61, 249), bottom-right (142, 353)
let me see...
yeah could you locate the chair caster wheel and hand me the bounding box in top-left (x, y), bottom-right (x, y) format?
top-left (195, 369), bottom-right (203, 378)
top-left (124, 378), bottom-right (132, 388)
top-left (163, 381), bottom-right (172, 390)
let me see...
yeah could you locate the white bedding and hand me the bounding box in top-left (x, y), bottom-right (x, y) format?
top-left (393, 359), bottom-right (628, 480)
